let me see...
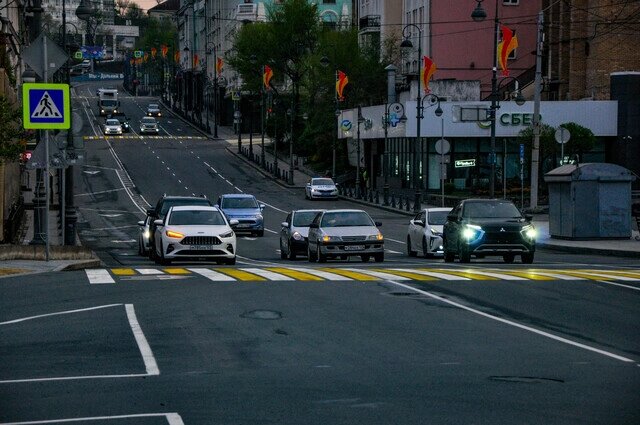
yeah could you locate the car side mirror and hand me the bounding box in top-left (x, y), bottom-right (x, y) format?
top-left (137, 220), bottom-right (144, 226)
top-left (153, 219), bottom-right (164, 226)
top-left (375, 221), bottom-right (382, 227)
top-left (146, 208), bottom-right (155, 216)
top-left (229, 219), bottom-right (239, 226)
top-left (524, 214), bottom-right (533, 222)
top-left (281, 222), bottom-right (289, 228)
top-left (414, 220), bottom-right (425, 227)
top-left (259, 204), bottom-right (266, 210)
top-left (447, 214), bottom-right (458, 222)
top-left (309, 223), bottom-right (319, 229)
top-left (306, 183), bottom-right (311, 186)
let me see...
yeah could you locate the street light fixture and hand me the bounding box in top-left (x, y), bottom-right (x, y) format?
top-left (382, 102), bottom-right (407, 205)
top-left (320, 53), bottom-right (342, 179)
top-left (356, 105), bottom-right (364, 199)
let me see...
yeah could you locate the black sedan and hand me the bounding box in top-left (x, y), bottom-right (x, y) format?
top-left (442, 199), bottom-right (536, 264)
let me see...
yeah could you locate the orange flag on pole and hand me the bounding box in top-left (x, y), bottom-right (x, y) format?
top-left (151, 47), bottom-right (157, 58)
top-left (336, 70), bottom-right (348, 101)
top-left (497, 25), bottom-right (518, 76)
top-left (216, 57), bottom-right (223, 74)
top-left (263, 65), bottom-right (273, 90)
top-left (194, 54), bottom-right (199, 68)
top-left (161, 45), bottom-right (168, 58)
top-left (174, 51), bottom-right (180, 63)
top-left (420, 56), bottom-right (436, 94)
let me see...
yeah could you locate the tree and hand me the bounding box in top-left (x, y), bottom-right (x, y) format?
top-left (0, 96), bottom-right (25, 163)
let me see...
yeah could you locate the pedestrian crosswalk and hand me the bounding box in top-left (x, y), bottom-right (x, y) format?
top-left (84, 267), bottom-right (640, 285)
top-left (83, 135), bottom-right (207, 141)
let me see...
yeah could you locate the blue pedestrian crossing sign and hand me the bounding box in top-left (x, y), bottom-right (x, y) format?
top-left (22, 83), bottom-right (70, 129)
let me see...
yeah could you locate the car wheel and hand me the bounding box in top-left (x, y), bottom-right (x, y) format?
top-left (443, 238), bottom-right (455, 263)
top-left (422, 237), bottom-right (431, 259)
top-left (256, 230), bottom-right (264, 237)
top-left (503, 254), bottom-right (515, 263)
top-left (521, 253), bottom-right (535, 264)
top-left (374, 253), bottom-right (384, 263)
top-left (138, 236), bottom-right (144, 256)
top-left (159, 242), bottom-right (171, 266)
top-left (361, 255), bottom-right (370, 263)
top-left (317, 247), bottom-right (327, 263)
top-left (407, 235), bottom-right (417, 257)
top-left (458, 244), bottom-right (471, 263)
top-left (280, 241), bottom-right (287, 259)
top-left (225, 257), bottom-right (237, 265)
top-left (287, 239), bottom-right (297, 260)
top-left (307, 245), bottom-right (316, 262)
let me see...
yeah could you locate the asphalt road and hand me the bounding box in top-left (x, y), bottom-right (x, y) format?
top-left (1, 81), bottom-right (638, 424)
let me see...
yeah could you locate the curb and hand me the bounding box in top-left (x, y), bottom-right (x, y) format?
top-left (56, 259), bottom-right (104, 271)
top-left (224, 146), bottom-right (305, 190)
top-left (0, 245), bottom-right (97, 261)
top-left (337, 195), bottom-right (415, 217)
top-left (537, 241), bottom-right (640, 258)
top-left (158, 100), bottom-right (212, 139)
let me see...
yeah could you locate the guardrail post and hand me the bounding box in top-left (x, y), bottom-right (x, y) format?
top-left (374, 190), bottom-right (379, 204)
top-left (405, 196), bottom-right (411, 212)
top-left (391, 193), bottom-right (396, 208)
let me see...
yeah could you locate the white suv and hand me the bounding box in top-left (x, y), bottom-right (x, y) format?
top-left (152, 205), bottom-right (238, 265)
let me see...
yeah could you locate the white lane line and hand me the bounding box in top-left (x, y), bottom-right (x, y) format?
top-left (343, 268), bottom-right (410, 281)
top-left (0, 412), bottom-right (185, 424)
top-left (188, 268), bottom-right (236, 281)
top-left (135, 268), bottom-right (164, 275)
top-left (466, 270), bottom-right (528, 281)
top-left (257, 199), bottom-right (288, 214)
top-left (74, 188), bottom-right (126, 197)
top-left (528, 271), bottom-right (585, 280)
top-left (264, 228), bottom-right (278, 234)
top-left (0, 304), bottom-right (122, 326)
top-left (85, 269), bottom-right (115, 284)
top-left (386, 238), bottom-right (406, 244)
top-left (0, 373), bottom-right (150, 384)
top-left (392, 269), bottom-right (470, 280)
top-left (242, 268), bottom-right (294, 281)
top-left (386, 280), bottom-right (636, 363)
top-left (125, 304), bottom-right (160, 375)
top-left (595, 280), bottom-right (640, 291)
top-left (287, 267), bottom-right (353, 281)
top-left (386, 249), bottom-right (402, 254)
top-left (581, 271), bottom-right (640, 282)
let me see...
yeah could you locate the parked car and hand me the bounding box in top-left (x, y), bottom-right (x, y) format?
top-left (280, 209), bottom-right (324, 260)
top-left (406, 207), bottom-right (452, 258)
top-left (307, 209), bottom-right (384, 263)
top-left (147, 103), bottom-right (162, 117)
top-left (217, 194), bottom-right (265, 237)
top-left (305, 177), bottom-right (338, 200)
top-left (146, 195), bottom-right (213, 260)
top-left (442, 199), bottom-right (536, 264)
top-left (140, 116), bottom-right (159, 134)
top-left (152, 205), bottom-right (238, 265)
top-left (103, 118), bottom-right (122, 135)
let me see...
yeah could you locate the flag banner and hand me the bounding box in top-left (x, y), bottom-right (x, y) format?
top-left (161, 45), bottom-right (168, 58)
top-left (263, 65), bottom-right (273, 90)
top-left (336, 70), bottom-right (348, 101)
top-left (420, 56), bottom-right (436, 94)
top-left (151, 47), bottom-right (157, 58)
top-left (144, 52), bottom-right (149, 62)
top-left (216, 57), bottom-right (224, 74)
top-left (498, 25), bottom-right (518, 76)
top-left (174, 51), bottom-right (180, 63)
top-left (194, 54), bottom-right (199, 68)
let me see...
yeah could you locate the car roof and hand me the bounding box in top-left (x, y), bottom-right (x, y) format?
top-left (169, 205), bottom-right (219, 212)
top-left (424, 207), bottom-right (452, 213)
top-left (106, 119), bottom-right (120, 123)
top-left (161, 195), bottom-right (209, 201)
top-left (463, 198), bottom-right (515, 204)
top-left (292, 209), bottom-right (324, 213)
top-left (321, 209), bottom-right (367, 214)
top-left (220, 193), bottom-right (255, 198)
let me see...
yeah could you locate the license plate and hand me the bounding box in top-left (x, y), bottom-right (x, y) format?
top-left (190, 245), bottom-right (215, 250)
top-left (236, 224), bottom-right (251, 228)
top-left (344, 245), bottom-right (365, 251)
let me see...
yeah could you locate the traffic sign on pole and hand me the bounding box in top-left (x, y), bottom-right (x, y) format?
top-left (22, 83), bottom-right (71, 129)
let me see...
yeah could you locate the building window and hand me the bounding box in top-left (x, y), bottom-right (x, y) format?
top-left (323, 0), bottom-right (336, 4)
top-left (503, 0), bottom-right (519, 5)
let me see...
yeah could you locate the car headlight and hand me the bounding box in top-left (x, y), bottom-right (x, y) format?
top-left (255, 214), bottom-right (263, 220)
top-left (219, 230), bottom-right (234, 238)
top-left (462, 224), bottom-right (483, 242)
top-left (143, 230), bottom-right (150, 239)
top-left (166, 230), bottom-right (184, 239)
top-left (367, 232), bottom-right (384, 241)
top-left (520, 225), bottom-right (537, 240)
top-left (311, 188), bottom-right (318, 192)
top-left (292, 231), bottom-right (303, 241)
top-left (158, 112), bottom-right (162, 116)
top-left (321, 235), bottom-right (341, 243)
top-left (430, 228), bottom-right (442, 236)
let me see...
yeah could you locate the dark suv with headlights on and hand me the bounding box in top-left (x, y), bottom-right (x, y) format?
top-left (442, 199), bottom-right (536, 264)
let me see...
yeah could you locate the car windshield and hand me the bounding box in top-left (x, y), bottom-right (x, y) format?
top-left (428, 211), bottom-right (449, 225)
top-left (148, 104), bottom-right (158, 109)
top-left (312, 178), bottom-right (334, 186)
top-left (142, 118), bottom-right (156, 124)
top-left (222, 197), bottom-right (258, 209)
top-left (168, 210), bottom-right (226, 225)
top-left (321, 211), bottom-right (374, 227)
top-left (462, 201), bottom-right (522, 219)
top-left (106, 119), bottom-right (120, 125)
top-left (159, 199), bottom-right (211, 217)
top-left (293, 211), bottom-right (321, 227)
top-left (101, 100), bottom-right (117, 106)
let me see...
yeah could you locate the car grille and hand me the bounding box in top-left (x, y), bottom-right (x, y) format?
top-left (181, 236), bottom-right (221, 245)
top-left (175, 249), bottom-right (226, 256)
top-left (342, 236), bottom-right (366, 242)
top-left (318, 189), bottom-right (335, 193)
top-left (482, 231), bottom-right (522, 244)
top-left (237, 219), bottom-right (256, 224)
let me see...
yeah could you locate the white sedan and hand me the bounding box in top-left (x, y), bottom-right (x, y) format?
top-left (152, 205), bottom-right (238, 265)
top-left (103, 118), bottom-right (122, 135)
top-left (406, 207), bottom-right (451, 258)
top-left (305, 177), bottom-right (338, 200)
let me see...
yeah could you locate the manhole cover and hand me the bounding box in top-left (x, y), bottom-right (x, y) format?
top-left (489, 376), bottom-right (564, 384)
top-left (241, 310), bottom-right (282, 320)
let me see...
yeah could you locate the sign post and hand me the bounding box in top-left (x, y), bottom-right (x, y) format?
top-left (435, 134), bottom-right (450, 207)
top-left (520, 143), bottom-right (525, 209)
top-left (555, 127), bottom-right (571, 165)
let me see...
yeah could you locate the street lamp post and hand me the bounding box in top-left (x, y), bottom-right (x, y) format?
top-left (382, 102), bottom-right (407, 205)
top-left (356, 105), bottom-right (364, 199)
top-left (320, 55), bottom-right (341, 179)
top-left (205, 42), bottom-right (218, 137)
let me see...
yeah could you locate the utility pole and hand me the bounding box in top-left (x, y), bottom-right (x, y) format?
top-left (43, 35), bottom-right (50, 261)
top-left (530, 11), bottom-right (544, 210)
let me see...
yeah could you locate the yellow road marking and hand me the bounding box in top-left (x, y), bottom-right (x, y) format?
top-left (584, 270), bottom-right (640, 279)
top-left (217, 268), bottom-right (266, 281)
top-left (111, 268), bottom-right (136, 276)
top-left (494, 270), bottom-right (555, 281)
top-left (265, 267), bottom-right (323, 281)
top-left (431, 269), bottom-right (498, 280)
top-left (0, 268), bottom-right (27, 276)
top-left (317, 268), bottom-right (378, 281)
top-left (551, 270), bottom-right (617, 280)
top-left (164, 268), bottom-right (190, 275)
top-left (375, 269), bottom-right (437, 281)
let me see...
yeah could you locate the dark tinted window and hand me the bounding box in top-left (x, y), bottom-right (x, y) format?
top-left (101, 100), bottom-right (117, 106)
top-left (312, 178), bottom-right (334, 186)
top-left (221, 197), bottom-right (258, 209)
top-left (168, 210), bottom-right (226, 225)
top-left (427, 211), bottom-right (449, 225)
top-left (159, 199), bottom-right (211, 217)
top-left (321, 211), bottom-right (374, 227)
top-left (293, 211), bottom-right (321, 226)
top-left (462, 201), bottom-right (521, 219)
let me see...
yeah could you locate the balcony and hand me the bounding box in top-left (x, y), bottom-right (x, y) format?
top-left (359, 15), bottom-right (380, 33)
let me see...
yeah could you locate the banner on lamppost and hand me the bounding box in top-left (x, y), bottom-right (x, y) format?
top-left (80, 46), bottom-right (105, 59)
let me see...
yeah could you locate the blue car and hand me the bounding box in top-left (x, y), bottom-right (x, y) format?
top-left (217, 194), bottom-right (265, 237)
